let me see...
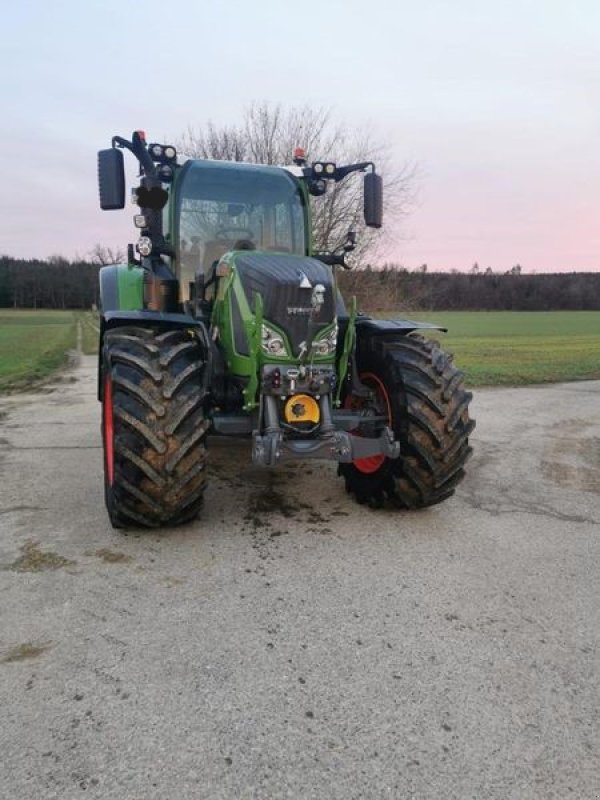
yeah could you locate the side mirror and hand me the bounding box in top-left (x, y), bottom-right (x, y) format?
top-left (363, 172), bottom-right (383, 228)
top-left (98, 148), bottom-right (125, 210)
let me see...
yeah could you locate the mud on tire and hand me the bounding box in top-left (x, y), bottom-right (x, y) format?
top-left (101, 326), bottom-right (208, 528)
top-left (339, 333), bottom-right (475, 509)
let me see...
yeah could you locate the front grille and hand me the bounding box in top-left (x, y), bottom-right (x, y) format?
top-left (235, 253), bottom-right (335, 355)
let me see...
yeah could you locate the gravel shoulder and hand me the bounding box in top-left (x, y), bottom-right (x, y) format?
top-left (1, 357), bottom-right (599, 799)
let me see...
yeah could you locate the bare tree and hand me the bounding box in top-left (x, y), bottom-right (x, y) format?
top-left (89, 244), bottom-right (125, 266)
top-left (179, 102), bottom-right (416, 264)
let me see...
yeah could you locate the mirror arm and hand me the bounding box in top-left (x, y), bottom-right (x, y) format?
top-left (300, 161), bottom-right (375, 182)
top-left (111, 133), bottom-right (157, 178)
top-left (112, 135), bottom-right (133, 151)
top-left (334, 161), bottom-right (374, 182)
top-left (314, 251), bottom-right (353, 270)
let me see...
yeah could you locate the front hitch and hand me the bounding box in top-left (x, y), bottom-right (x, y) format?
top-left (252, 426), bottom-right (399, 467)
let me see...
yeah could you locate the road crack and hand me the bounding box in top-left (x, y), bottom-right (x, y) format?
top-left (458, 492), bottom-right (598, 526)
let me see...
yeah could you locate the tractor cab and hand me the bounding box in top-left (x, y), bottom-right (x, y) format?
top-left (173, 160), bottom-right (309, 304)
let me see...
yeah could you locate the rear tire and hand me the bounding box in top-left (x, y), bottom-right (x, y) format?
top-left (339, 333), bottom-right (475, 509)
top-left (101, 326), bottom-right (208, 528)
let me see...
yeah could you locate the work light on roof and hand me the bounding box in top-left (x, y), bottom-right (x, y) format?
top-left (312, 162), bottom-right (336, 179)
top-left (148, 144), bottom-right (177, 164)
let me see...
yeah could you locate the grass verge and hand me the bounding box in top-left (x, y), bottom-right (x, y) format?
top-left (0, 310), bottom-right (78, 392)
top-left (77, 311), bottom-right (101, 355)
top-left (383, 311), bottom-right (600, 386)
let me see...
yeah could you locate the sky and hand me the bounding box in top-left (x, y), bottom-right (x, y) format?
top-left (1, 0), bottom-right (598, 272)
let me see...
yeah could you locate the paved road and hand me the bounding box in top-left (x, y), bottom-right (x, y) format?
top-left (1, 356), bottom-right (599, 800)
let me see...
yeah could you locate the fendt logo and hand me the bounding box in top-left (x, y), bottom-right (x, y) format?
top-left (287, 307), bottom-right (312, 315)
top-left (288, 284), bottom-right (326, 316)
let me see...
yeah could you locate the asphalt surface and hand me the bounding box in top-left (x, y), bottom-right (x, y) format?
top-left (0, 355), bottom-right (599, 800)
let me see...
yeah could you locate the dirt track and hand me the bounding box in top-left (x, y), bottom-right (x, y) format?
top-left (1, 356), bottom-right (599, 799)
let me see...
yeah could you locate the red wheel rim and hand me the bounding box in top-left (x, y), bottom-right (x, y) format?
top-left (344, 371), bottom-right (392, 474)
top-left (104, 375), bottom-right (114, 486)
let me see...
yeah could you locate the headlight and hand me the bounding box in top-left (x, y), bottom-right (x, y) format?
top-left (262, 323), bottom-right (289, 357)
top-left (311, 323), bottom-right (338, 356)
top-left (137, 236), bottom-right (152, 257)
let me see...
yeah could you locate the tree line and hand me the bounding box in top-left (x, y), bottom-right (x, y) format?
top-left (339, 266), bottom-right (600, 311)
top-left (0, 255), bottom-right (103, 310)
top-left (1, 254), bottom-right (599, 311)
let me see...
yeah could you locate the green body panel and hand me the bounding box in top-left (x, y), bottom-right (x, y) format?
top-left (99, 264), bottom-right (144, 313)
top-left (336, 296), bottom-right (357, 407)
top-left (117, 265), bottom-right (144, 310)
top-left (244, 292), bottom-right (263, 409)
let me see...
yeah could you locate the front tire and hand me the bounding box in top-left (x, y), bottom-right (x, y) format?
top-left (339, 333), bottom-right (475, 509)
top-left (101, 326), bottom-right (208, 528)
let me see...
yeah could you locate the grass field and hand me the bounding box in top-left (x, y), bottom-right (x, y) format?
top-left (0, 310), bottom-right (78, 391)
top-left (0, 309), bottom-right (598, 391)
top-left (388, 310), bottom-right (600, 386)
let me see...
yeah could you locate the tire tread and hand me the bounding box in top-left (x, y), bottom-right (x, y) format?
top-left (102, 326), bottom-right (207, 528)
top-left (340, 332), bottom-right (475, 510)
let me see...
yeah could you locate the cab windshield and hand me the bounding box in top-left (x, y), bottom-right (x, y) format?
top-left (176, 161), bottom-right (307, 298)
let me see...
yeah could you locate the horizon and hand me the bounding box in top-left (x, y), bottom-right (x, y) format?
top-left (3, 252), bottom-right (599, 277)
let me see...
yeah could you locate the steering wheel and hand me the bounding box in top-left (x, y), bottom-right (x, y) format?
top-left (215, 227), bottom-right (255, 240)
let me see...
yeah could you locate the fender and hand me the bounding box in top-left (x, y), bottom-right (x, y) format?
top-left (337, 312), bottom-right (446, 361)
top-left (99, 263), bottom-right (144, 313)
top-left (334, 312), bottom-right (447, 406)
top-left (98, 263), bottom-right (143, 400)
top-left (97, 310), bottom-right (211, 401)
top-left (354, 315), bottom-right (447, 335)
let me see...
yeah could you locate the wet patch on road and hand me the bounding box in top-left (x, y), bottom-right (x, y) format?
top-left (87, 548), bottom-right (132, 564)
top-left (5, 540), bottom-right (76, 572)
top-left (542, 436), bottom-right (600, 494)
top-left (1, 641), bottom-right (52, 663)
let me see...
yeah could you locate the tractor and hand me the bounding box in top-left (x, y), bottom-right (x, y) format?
top-left (97, 130), bottom-right (474, 528)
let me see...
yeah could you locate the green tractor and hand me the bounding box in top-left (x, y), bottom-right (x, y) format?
top-left (97, 130), bottom-right (474, 528)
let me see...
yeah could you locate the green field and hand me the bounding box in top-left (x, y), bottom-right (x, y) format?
top-left (0, 310), bottom-right (78, 391)
top-left (388, 310), bottom-right (600, 386)
top-left (0, 309), bottom-right (598, 391)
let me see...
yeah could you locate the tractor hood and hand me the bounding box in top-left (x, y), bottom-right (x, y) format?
top-left (234, 253), bottom-right (335, 356)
